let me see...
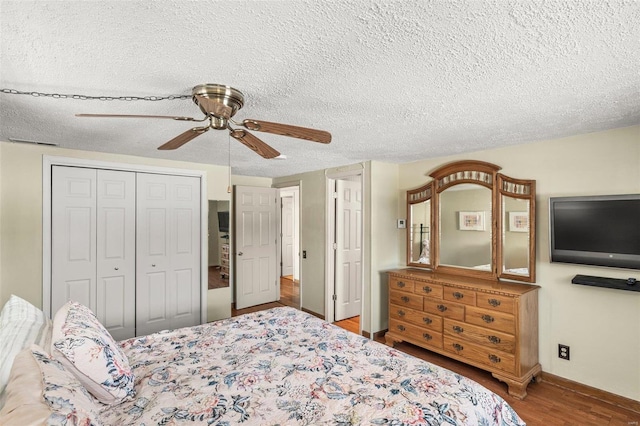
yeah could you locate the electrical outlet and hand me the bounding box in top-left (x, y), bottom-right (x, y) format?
top-left (558, 344), bottom-right (570, 360)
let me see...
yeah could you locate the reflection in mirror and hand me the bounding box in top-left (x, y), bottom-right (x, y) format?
top-left (502, 196), bottom-right (530, 275)
top-left (208, 200), bottom-right (230, 288)
top-left (439, 184), bottom-right (492, 269)
top-left (410, 200), bottom-right (431, 264)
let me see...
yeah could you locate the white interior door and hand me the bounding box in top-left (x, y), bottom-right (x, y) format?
top-left (136, 173), bottom-right (201, 336)
top-left (281, 196), bottom-right (294, 277)
top-left (96, 170), bottom-right (136, 341)
top-left (51, 166), bottom-right (97, 314)
top-left (335, 179), bottom-right (362, 321)
top-left (234, 185), bottom-right (278, 309)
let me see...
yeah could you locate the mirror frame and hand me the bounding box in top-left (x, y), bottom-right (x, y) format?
top-left (406, 160), bottom-right (536, 283)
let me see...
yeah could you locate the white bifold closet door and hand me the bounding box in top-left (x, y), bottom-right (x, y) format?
top-left (135, 173), bottom-right (201, 337)
top-left (51, 167), bottom-right (201, 340)
top-left (52, 166), bottom-right (136, 341)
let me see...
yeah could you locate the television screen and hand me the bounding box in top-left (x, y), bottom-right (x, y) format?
top-left (217, 211), bottom-right (229, 233)
top-left (549, 194), bottom-right (640, 270)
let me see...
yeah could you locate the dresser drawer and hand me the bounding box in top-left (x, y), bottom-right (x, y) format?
top-left (221, 244), bottom-right (229, 253)
top-left (444, 336), bottom-right (515, 375)
top-left (221, 252), bottom-right (229, 260)
top-left (443, 287), bottom-right (476, 306)
top-left (390, 290), bottom-right (423, 310)
top-left (390, 304), bottom-right (442, 332)
top-left (389, 276), bottom-right (415, 293)
top-left (476, 293), bottom-right (515, 314)
top-left (221, 258), bottom-right (229, 267)
top-left (423, 299), bottom-right (464, 321)
top-left (389, 319), bottom-right (443, 349)
top-left (414, 282), bottom-right (443, 299)
top-left (466, 306), bottom-right (515, 334)
top-left (443, 319), bottom-right (515, 354)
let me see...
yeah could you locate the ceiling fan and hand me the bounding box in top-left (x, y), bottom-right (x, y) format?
top-left (76, 84), bottom-right (332, 159)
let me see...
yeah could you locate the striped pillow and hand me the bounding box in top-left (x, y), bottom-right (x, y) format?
top-left (0, 295), bottom-right (52, 408)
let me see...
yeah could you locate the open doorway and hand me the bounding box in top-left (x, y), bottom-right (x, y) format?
top-left (326, 172), bottom-right (363, 335)
top-left (279, 186), bottom-right (300, 309)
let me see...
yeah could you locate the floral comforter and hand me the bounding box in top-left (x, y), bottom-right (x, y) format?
top-left (55, 307), bottom-right (527, 425)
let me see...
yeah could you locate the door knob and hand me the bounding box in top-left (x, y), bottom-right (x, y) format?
top-left (151, 264), bottom-right (156, 267)
top-left (238, 252), bottom-right (243, 256)
top-left (114, 267), bottom-right (119, 270)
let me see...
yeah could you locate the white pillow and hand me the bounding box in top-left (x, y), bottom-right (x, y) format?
top-left (51, 301), bottom-right (135, 405)
top-left (0, 295), bottom-right (52, 408)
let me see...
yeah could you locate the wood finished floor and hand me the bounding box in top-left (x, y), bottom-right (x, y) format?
top-left (231, 294), bottom-right (639, 425)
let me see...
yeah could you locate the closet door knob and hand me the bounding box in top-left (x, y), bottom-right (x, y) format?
top-left (114, 267), bottom-right (119, 270)
top-left (152, 264), bottom-right (156, 267)
top-left (238, 252), bottom-right (243, 256)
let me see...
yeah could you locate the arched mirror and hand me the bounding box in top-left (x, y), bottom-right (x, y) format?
top-left (439, 184), bottom-right (492, 270)
top-left (406, 160), bottom-right (536, 282)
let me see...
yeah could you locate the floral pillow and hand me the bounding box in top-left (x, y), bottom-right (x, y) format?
top-left (51, 301), bottom-right (135, 405)
top-left (30, 345), bottom-right (104, 426)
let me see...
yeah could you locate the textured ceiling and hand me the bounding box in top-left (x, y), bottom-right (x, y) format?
top-left (1, 0), bottom-right (639, 178)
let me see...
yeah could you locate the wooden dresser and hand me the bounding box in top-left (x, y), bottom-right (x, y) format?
top-left (386, 268), bottom-right (541, 399)
top-left (220, 243), bottom-right (230, 278)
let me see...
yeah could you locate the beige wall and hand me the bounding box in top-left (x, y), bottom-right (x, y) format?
top-left (368, 161), bottom-right (400, 333)
top-left (397, 125), bottom-right (640, 400)
top-left (0, 142), bottom-right (233, 319)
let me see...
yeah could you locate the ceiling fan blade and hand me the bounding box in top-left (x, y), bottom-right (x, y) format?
top-left (76, 113), bottom-right (202, 121)
top-left (158, 126), bottom-right (209, 150)
top-left (241, 119), bottom-right (331, 144)
top-left (194, 95), bottom-right (233, 119)
top-left (230, 129), bottom-right (280, 159)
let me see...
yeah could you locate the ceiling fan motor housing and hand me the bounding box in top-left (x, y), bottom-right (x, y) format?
top-left (192, 84), bottom-right (244, 124)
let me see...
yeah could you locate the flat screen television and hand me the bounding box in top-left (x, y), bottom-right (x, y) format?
top-left (217, 211), bottom-right (229, 234)
top-left (549, 194), bottom-right (640, 270)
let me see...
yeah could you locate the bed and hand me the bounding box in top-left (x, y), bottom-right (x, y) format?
top-left (0, 297), bottom-right (526, 425)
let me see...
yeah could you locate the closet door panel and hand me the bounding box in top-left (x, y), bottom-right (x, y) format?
top-left (52, 166), bottom-right (97, 315)
top-left (137, 173), bottom-right (200, 336)
top-left (96, 170), bottom-right (135, 340)
top-left (171, 178), bottom-right (201, 329)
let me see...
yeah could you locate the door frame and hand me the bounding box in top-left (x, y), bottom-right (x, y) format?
top-left (325, 169), bottom-right (365, 331)
top-left (42, 155), bottom-right (208, 323)
top-left (272, 181), bottom-right (301, 309)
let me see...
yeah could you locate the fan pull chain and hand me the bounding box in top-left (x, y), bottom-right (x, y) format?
top-left (227, 133), bottom-right (232, 194)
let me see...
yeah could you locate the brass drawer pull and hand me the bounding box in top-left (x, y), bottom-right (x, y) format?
top-left (453, 291), bottom-right (464, 300)
top-left (452, 325), bottom-right (464, 333)
top-left (397, 281), bottom-right (406, 288)
top-left (422, 286), bottom-right (432, 293)
top-left (422, 333), bottom-right (432, 341)
top-left (437, 304), bottom-right (448, 312)
top-left (401, 296), bottom-right (410, 303)
top-left (397, 310), bottom-right (405, 317)
top-left (397, 325), bottom-right (406, 332)
top-left (489, 354), bottom-right (501, 364)
top-left (488, 335), bottom-right (501, 344)
top-left (482, 314), bottom-right (495, 323)
top-left (422, 317), bottom-right (432, 325)
top-left (452, 343), bottom-right (464, 351)
top-left (488, 298), bottom-right (501, 307)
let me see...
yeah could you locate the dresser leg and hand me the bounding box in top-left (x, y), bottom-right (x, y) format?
top-left (384, 333), bottom-right (403, 348)
top-left (492, 364), bottom-right (542, 399)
